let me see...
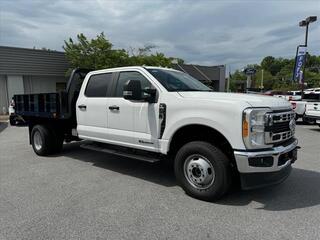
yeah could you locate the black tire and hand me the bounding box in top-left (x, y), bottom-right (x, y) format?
top-left (31, 125), bottom-right (55, 156)
top-left (51, 130), bottom-right (64, 153)
top-left (174, 141), bottom-right (231, 201)
top-left (9, 118), bottom-right (15, 126)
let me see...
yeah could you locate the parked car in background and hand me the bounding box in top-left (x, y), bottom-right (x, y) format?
top-left (290, 100), bottom-right (306, 120)
top-left (263, 90), bottom-right (301, 101)
top-left (263, 90), bottom-right (319, 121)
top-left (288, 91), bottom-right (302, 101)
top-left (274, 91), bottom-right (301, 101)
top-left (291, 92), bottom-right (320, 122)
top-left (304, 102), bottom-right (320, 126)
top-left (8, 99), bottom-right (15, 116)
top-left (305, 88), bottom-right (320, 94)
top-left (9, 99), bottom-right (25, 126)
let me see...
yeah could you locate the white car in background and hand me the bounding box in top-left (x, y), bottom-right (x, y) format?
top-left (9, 99), bottom-right (25, 126)
top-left (288, 91), bottom-right (302, 101)
top-left (273, 91), bottom-right (301, 101)
top-left (304, 101), bottom-right (320, 127)
top-left (290, 100), bottom-right (306, 120)
top-left (305, 88), bottom-right (320, 94)
top-left (8, 99), bottom-right (15, 115)
top-left (288, 91), bottom-right (319, 121)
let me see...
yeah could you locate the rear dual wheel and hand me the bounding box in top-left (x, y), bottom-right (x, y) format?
top-left (31, 125), bottom-right (63, 156)
top-left (174, 141), bottom-right (231, 201)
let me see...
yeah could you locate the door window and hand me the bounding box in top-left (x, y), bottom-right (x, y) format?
top-left (114, 71), bottom-right (151, 97)
top-left (85, 73), bottom-right (112, 97)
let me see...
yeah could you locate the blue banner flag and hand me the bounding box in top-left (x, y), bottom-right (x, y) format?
top-left (293, 46), bottom-right (307, 82)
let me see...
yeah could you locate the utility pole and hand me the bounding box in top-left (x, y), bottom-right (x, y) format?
top-left (261, 69), bottom-right (264, 91)
top-left (226, 65), bottom-right (230, 92)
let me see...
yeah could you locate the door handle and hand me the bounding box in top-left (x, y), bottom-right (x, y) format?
top-left (78, 104), bottom-right (87, 110)
top-left (109, 105), bottom-right (120, 111)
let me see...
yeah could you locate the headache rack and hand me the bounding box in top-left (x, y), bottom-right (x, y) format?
top-left (13, 68), bottom-right (91, 121)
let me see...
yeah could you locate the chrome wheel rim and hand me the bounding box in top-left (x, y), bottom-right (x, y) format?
top-left (33, 131), bottom-right (42, 151)
top-left (183, 154), bottom-right (215, 190)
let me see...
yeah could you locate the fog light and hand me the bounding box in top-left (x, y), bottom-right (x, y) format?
top-left (249, 157), bottom-right (274, 167)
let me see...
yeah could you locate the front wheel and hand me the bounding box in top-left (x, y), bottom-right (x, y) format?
top-left (174, 141), bottom-right (231, 201)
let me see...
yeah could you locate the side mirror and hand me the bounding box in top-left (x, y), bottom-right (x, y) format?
top-left (143, 88), bottom-right (157, 103)
top-left (123, 80), bottom-right (142, 100)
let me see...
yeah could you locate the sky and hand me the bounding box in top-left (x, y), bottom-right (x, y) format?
top-left (0, 0), bottom-right (319, 71)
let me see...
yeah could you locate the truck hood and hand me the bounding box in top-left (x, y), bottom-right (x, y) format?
top-left (178, 92), bottom-right (291, 110)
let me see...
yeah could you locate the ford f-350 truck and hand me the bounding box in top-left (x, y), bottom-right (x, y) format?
top-left (13, 66), bottom-right (299, 201)
top-left (304, 100), bottom-right (320, 127)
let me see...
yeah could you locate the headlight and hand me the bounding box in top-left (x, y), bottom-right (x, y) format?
top-left (242, 108), bottom-right (271, 149)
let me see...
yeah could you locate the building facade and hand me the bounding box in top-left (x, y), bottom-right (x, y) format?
top-left (172, 63), bottom-right (225, 92)
top-left (0, 46), bottom-right (226, 114)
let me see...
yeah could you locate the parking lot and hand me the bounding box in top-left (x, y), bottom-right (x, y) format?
top-left (0, 124), bottom-right (319, 240)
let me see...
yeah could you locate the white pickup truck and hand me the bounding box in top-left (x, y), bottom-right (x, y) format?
top-left (291, 93), bottom-right (320, 122)
top-left (305, 101), bottom-right (320, 127)
top-left (13, 66), bottom-right (299, 201)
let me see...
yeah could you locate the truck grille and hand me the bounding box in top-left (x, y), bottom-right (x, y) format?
top-left (265, 111), bottom-right (295, 144)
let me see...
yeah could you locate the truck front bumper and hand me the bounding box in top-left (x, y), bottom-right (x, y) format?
top-left (234, 139), bottom-right (298, 190)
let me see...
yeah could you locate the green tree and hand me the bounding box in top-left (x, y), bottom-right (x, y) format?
top-left (261, 56), bottom-right (275, 73)
top-left (63, 33), bottom-right (176, 70)
top-left (229, 70), bottom-right (247, 91)
top-left (254, 70), bottom-right (274, 89)
top-left (305, 70), bottom-right (320, 87)
top-left (63, 33), bottom-right (130, 69)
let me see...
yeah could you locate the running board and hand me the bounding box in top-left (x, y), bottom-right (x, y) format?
top-left (80, 142), bottom-right (161, 163)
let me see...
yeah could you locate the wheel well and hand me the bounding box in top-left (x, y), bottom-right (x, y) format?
top-left (28, 120), bottom-right (68, 145)
top-left (169, 124), bottom-right (236, 167)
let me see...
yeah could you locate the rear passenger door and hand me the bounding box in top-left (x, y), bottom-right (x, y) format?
top-left (76, 72), bottom-right (113, 140)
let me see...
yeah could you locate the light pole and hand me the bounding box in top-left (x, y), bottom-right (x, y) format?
top-left (299, 16), bottom-right (317, 46)
top-left (298, 16), bottom-right (317, 96)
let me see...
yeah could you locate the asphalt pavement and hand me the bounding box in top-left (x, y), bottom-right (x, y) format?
top-left (0, 124), bottom-right (319, 240)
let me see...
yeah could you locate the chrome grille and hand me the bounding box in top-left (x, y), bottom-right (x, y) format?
top-left (265, 111), bottom-right (295, 144)
top-left (271, 112), bottom-right (295, 123)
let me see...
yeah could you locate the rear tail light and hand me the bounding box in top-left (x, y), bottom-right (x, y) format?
top-left (291, 102), bottom-right (296, 110)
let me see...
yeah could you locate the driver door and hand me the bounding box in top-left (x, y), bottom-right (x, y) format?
top-left (107, 71), bottom-right (160, 151)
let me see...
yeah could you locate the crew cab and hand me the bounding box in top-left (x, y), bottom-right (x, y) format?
top-left (12, 66), bottom-right (299, 201)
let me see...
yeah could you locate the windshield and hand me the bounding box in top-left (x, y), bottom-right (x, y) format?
top-left (147, 68), bottom-right (212, 92)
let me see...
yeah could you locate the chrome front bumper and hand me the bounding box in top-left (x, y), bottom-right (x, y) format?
top-left (234, 139), bottom-right (298, 173)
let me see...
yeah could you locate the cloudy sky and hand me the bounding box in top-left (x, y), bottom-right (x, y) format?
top-left (0, 0), bottom-right (319, 70)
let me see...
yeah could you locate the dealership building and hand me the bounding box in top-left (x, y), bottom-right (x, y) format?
top-left (0, 46), bottom-right (225, 114)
